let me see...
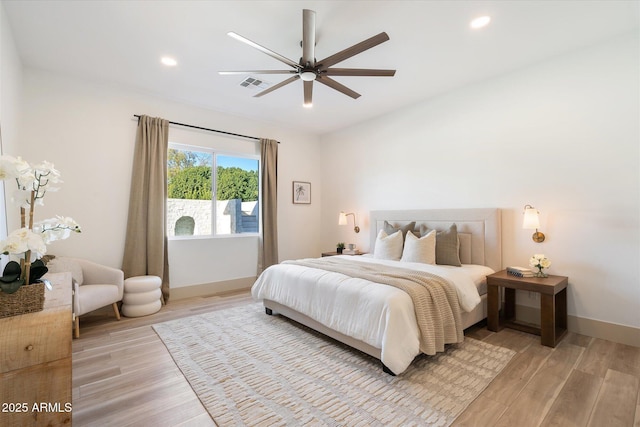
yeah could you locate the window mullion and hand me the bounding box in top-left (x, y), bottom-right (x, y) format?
top-left (212, 152), bottom-right (217, 236)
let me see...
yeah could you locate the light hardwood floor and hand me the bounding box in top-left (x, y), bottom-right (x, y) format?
top-left (72, 291), bottom-right (640, 427)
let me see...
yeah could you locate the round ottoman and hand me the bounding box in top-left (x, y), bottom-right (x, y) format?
top-left (122, 275), bottom-right (162, 317)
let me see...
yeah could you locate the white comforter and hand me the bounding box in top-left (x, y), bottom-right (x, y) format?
top-left (251, 255), bottom-right (494, 374)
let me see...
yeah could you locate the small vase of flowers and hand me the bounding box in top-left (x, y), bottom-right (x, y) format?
top-left (529, 254), bottom-right (551, 278)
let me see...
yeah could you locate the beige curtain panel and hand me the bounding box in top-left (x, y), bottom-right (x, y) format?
top-left (122, 115), bottom-right (171, 303)
top-left (259, 138), bottom-right (278, 273)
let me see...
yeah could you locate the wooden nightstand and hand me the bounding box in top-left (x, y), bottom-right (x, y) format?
top-left (486, 270), bottom-right (568, 347)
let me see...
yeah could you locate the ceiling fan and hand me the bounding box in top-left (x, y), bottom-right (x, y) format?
top-left (219, 9), bottom-right (396, 107)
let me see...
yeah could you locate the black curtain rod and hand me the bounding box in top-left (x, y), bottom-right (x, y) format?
top-left (133, 115), bottom-right (279, 143)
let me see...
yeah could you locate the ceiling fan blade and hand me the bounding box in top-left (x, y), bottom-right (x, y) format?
top-left (219, 70), bottom-right (296, 75)
top-left (316, 76), bottom-right (361, 99)
top-left (301, 9), bottom-right (316, 66)
top-left (303, 80), bottom-right (313, 106)
top-left (254, 75), bottom-right (300, 98)
top-left (325, 68), bottom-right (396, 77)
top-left (228, 32), bottom-right (301, 70)
top-left (317, 32), bottom-right (390, 69)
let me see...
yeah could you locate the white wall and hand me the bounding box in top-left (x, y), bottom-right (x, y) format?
top-left (320, 33), bottom-right (639, 329)
top-left (5, 68), bottom-right (322, 291)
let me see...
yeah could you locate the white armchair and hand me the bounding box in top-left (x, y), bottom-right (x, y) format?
top-left (46, 256), bottom-right (124, 338)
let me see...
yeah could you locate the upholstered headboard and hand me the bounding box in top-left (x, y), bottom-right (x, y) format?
top-left (369, 208), bottom-right (502, 271)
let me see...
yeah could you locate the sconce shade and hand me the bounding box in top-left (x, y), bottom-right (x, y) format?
top-left (522, 207), bottom-right (540, 229)
top-left (338, 212), bottom-right (347, 225)
top-left (523, 204), bottom-right (545, 243)
top-left (338, 211), bottom-right (360, 233)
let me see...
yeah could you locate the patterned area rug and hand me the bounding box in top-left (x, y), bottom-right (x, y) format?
top-left (153, 303), bottom-right (515, 427)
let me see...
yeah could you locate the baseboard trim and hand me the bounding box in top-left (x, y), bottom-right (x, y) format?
top-left (515, 304), bottom-right (639, 348)
top-left (171, 277), bottom-right (255, 300)
top-left (567, 316), bottom-right (640, 348)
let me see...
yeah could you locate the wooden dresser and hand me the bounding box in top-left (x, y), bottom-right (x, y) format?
top-left (0, 272), bottom-right (73, 426)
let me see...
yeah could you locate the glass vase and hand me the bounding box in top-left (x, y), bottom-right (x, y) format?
top-left (535, 267), bottom-right (548, 278)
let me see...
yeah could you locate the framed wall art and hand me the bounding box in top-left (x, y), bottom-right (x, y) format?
top-left (292, 181), bottom-right (311, 204)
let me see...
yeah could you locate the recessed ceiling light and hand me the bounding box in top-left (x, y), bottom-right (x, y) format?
top-left (161, 56), bottom-right (177, 66)
top-left (470, 16), bottom-right (491, 29)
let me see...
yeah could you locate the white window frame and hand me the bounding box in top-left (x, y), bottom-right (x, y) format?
top-left (168, 142), bottom-right (260, 240)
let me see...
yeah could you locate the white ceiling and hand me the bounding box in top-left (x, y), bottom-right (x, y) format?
top-left (3, 1), bottom-right (639, 135)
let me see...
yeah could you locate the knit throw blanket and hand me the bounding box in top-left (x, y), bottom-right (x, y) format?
top-left (284, 257), bottom-right (464, 355)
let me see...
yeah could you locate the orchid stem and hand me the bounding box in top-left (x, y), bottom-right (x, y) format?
top-left (23, 250), bottom-right (31, 285)
top-left (22, 191), bottom-right (36, 285)
top-left (28, 191), bottom-right (35, 230)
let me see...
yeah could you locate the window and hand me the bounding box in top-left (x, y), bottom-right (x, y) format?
top-left (167, 144), bottom-right (260, 237)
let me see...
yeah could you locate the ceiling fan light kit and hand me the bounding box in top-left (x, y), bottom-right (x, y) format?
top-left (300, 71), bottom-right (316, 82)
top-left (220, 9), bottom-right (396, 107)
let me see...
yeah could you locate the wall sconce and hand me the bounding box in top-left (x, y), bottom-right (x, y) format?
top-left (523, 204), bottom-right (545, 243)
top-left (338, 211), bottom-right (360, 233)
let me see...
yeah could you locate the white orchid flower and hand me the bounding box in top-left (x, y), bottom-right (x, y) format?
top-left (0, 228), bottom-right (47, 259)
top-left (0, 156), bottom-right (20, 181)
top-left (0, 155), bottom-right (33, 184)
top-left (1, 229), bottom-right (30, 254)
top-left (34, 216), bottom-right (82, 244)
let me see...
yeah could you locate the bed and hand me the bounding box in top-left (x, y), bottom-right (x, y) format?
top-left (251, 208), bottom-right (502, 374)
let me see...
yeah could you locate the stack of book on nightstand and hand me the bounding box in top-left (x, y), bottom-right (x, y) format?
top-left (506, 266), bottom-right (535, 277)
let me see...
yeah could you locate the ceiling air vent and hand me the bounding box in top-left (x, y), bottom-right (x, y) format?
top-left (239, 77), bottom-right (271, 91)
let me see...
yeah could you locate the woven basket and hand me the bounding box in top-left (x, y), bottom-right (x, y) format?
top-left (0, 282), bottom-right (45, 318)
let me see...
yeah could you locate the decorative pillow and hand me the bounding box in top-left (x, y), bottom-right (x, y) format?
top-left (457, 233), bottom-right (472, 264)
top-left (420, 223), bottom-right (462, 266)
top-left (46, 257), bottom-right (84, 285)
top-left (373, 229), bottom-right (404, 260)
top-left (436, 224), bottom-right (462, 266)
top-left (401, 229), bottom-right (436, 264)
top-left (383, 221), bottom-right (416, 242)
